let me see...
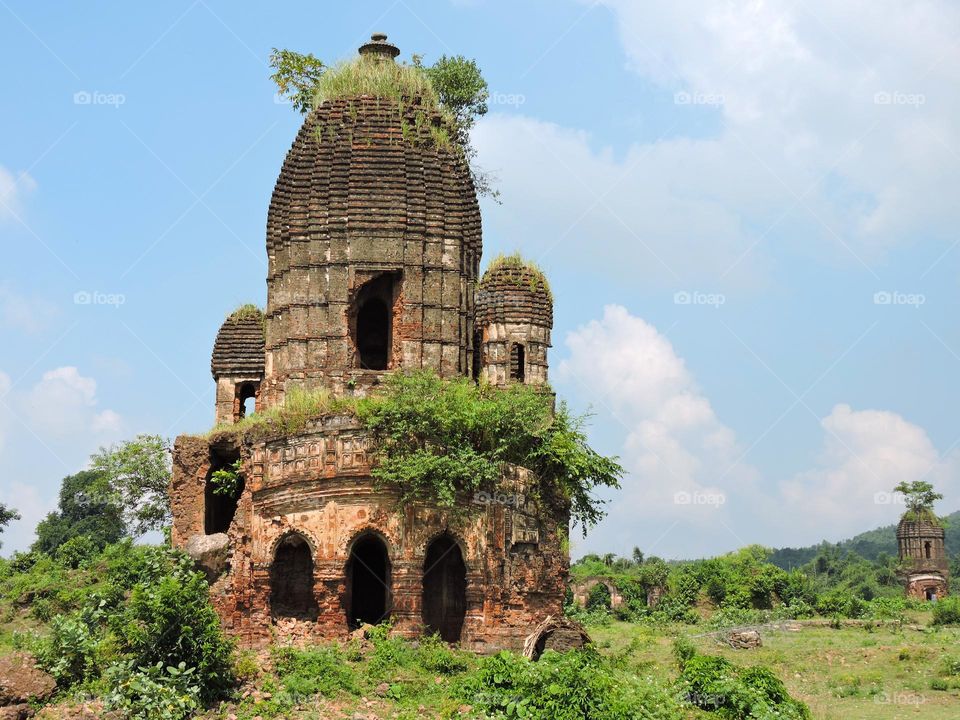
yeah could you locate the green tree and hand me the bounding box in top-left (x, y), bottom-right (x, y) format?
top-left (0, 502), bottom-right (19, 549)
top-left (269, 48), bottom-right (325, 114)
top-left (893, 480), bottom-right (943, 519)
top-left (91, 434), bottom-right (172, 536)
top-left (269, 48), bottom-right (496, 198)
top-left (32, 470), bottom-right (125, 554)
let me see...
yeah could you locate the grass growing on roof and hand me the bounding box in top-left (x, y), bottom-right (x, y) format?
top-left (206, 387), bottom-right (356, 440)
top-left (202, 371), bottom-right (620, 531)
top-left (481, 251), bottom-right (552, 300)
top-left (225, 303), bottom-right (263, 322)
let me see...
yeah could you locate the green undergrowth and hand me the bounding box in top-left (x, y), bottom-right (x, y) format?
top-left (205, 371), bottom-right (623, 532)
top-left (313, 56), bottom-right (456, 150)
top-left (481, 252), bottom-right (553, 301)
top-left (225, 303), bottom-right (263, 323)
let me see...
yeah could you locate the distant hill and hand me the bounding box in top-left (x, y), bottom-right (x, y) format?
top-left (768, 510), bottom-right (960, 569)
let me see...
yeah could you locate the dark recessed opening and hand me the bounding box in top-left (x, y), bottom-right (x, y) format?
top-left (346, 534), bottom-right (391, 628)
top-left (510, 343), bottom-right (525, 382)
top-left (270, 533), bottom-right (318, 620)
top-left (204, 449), bottom-right (242, 535)
top-left (924, 541), bottom-right (932, 560)
top-left (472, 331), bottom-right (482, 383)
top-left (422, 534), bottom-right (467, 642)
top-left (352, 273), bottom-right (398, 371)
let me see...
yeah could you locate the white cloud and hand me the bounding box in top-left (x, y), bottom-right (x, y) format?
top-left (779, 403), bottom-right (956, 544)
top-left (595, 0), bottom-right (960, 251)
top-left (22, 367), bottom-right (122, 438)
top-left (561, 306), bottom-right (955, 557)
top-left (474, 115), bottom-right (767, 286)
top-left (559, 305), bottom-right (759, 556)
top-left (0, 165), bottom-right (36, 221)
top-left (0, 285), bottom-right (57, 334)
top-left (0, 366), bottom-right (124, 554)
top-left (475, 1), bottom-right (960, 287)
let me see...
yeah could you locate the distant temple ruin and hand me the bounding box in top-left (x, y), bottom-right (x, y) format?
top-left (169, 35), bottom-right (568, 651)
top-left (897, 514), bottom-right (949, 601)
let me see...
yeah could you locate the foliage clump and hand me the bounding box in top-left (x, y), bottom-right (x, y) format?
top-left (270, 47), bottom-right (497, 198)
top-left (675, 642), bottom-right (812, 719)
top-left (226, 303), bottom-right (264, 323)
top-left (207, 386), bottom-right (355, 440)
top-left (356, 371), bottom-right (622, 532)
top-left (30, 541), bottom-right (234, 712)
top-left (894, 480), bottom-right (943, 525)
top-left (932, 596), bottom-right (960, 626)
top-left (482, 251), bottom-right (553, 301)
top-left (458, 646), bottom-right (680, 719)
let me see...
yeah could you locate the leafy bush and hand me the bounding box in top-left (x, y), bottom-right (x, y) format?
top-left (415, 634), bottom-right (470, 674)
top-left (272, 644), bottom-right (359, 699)
top-left (932, 596), bottom-right (960, 626)
top-left (55, 534), bottom-right (98, 569)
top-left (103, 661), bottom-right (200, 720)
top-left (460, 647), bottom-right (680, 720)
top-left (35, 543), bottom-right (234, 702)
top-left (677, 651), bottom-right (812, 719)
top-left (585, 583), bottom-right (612, 611)
top-left (357, 371), bottom-right (622, 532)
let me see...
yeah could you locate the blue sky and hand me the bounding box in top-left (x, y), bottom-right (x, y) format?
top-left (1, 0), bottom-right (958, 559)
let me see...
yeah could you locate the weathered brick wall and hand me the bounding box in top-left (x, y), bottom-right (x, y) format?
top-left (261, 96), bottom-right (482, 406)
top-left (896, 519), bottom-right (950, 598)
top-left (170, 417), bottom-right (569, 651)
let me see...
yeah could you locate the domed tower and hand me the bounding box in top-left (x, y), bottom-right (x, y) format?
top-left (897, 513), bottom-right (949, 600)
top-left (211, 306), bottom-right (265, 425)
top-left (475, 255), bottom-right (553, 386)
top-left (170, 36), bottom-right (570, 653)
top-left (262, 34), bottom-right (482, 405)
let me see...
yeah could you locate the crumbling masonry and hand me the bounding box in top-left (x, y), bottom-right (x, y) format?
top-left (170, 35), bottom-right (568, 652)
top-left (897, 516), bottom-right (949, 601)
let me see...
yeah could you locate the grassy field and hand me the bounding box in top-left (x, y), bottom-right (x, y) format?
top-left (4, 600), bottom-right (960, 718)
top-left (590, 617), bottom-right (960, 720)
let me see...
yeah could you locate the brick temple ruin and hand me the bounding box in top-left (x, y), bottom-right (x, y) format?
top-left (169, 35), bottom-right (569, 652)
top-left (897, 514), bottom-right (949, 601)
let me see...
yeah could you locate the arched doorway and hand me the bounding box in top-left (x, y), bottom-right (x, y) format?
top-left (346, 534), bottom-right (391, 628)
top-left (352, 273), bottom-right (398, 371)
top-left (270, 533), bottom-right (318, 620)
top-left (422, 534), bottom-right (467, 642)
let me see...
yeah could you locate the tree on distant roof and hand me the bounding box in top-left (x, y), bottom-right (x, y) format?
top-left (893, 480), bottom-right (943, 523)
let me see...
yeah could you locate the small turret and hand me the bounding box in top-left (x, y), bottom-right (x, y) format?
top-left (475, 254), bottom-right (553, 386)
top-left (897, 509), bottom-right (949, 601)
top-left (211, 305), bottom-right (265, 424)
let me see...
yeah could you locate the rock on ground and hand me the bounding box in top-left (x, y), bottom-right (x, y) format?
top-left (0, 653), bottom-right (56, 706)
top-left (726, 630), bottom-right (762, 649)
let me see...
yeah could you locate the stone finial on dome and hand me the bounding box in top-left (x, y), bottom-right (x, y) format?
top-left (359, 33), bottom-right (400, 61)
